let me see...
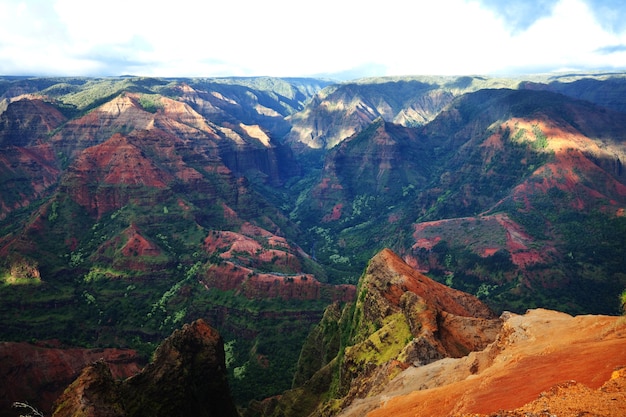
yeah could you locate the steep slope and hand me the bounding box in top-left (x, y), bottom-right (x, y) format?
top-left (341, 308), bottom-right (626, 417)
top-left (0, 78), bottom-right (340, 408)
top-left (284, 75), bottom-right (523, 151)
top-left (408, 89), bottom-right (626, 313)
top-left (3, 74), bottom-right (626, 415)
top-left (285, 79), bottom-right (452, 151)
top-left (260, 249), bottom-right (501, 417)
top-left (176, 77), bottom-right (332, 137)
top-left (289, 87), bottom-right (626, 314)
top-left (50, 91), bottom-right (290, 185)
top-left (0, 99), bottom-right (66, 219)
top-left (335, 249), bottom-right (499, 407)
top-left (0, 98), bottom-right (67, 147)
top-left (289, 118), bottom-right (434, 282)
top-left (51, 319), bottom-right (238, 417)
top-left (0, 88), bottom-right (317, 279)
top-left (0, 143), bottom-right (61, 220)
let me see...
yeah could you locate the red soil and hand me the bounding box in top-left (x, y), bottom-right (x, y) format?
top-left (411, 214), bottom-right (550, 269)
top-left (82, 134), bottom-right (171, 187)
top-left (493, 213), bottom-right (547, 268)
top-left (322, 203), bottom-right (343, 221)
top-left (201, 261), bottom-right (355, 302)
top-left (121, 225), bottom-right (161, 257)
top-left (467, 367), bottom-right (626, 417)
top-left (202, 224), bottom-right (355, 302)
top-left (358, 310), bottom-right (626, 417)
top-left (204, 223), bottom-right (298, 270)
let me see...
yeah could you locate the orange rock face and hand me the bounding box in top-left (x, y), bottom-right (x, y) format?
top-left (372, 248), bottom-right (495, 319)
top-left (340, 309), bottom-right (626, 417)
top-left (466, 367), bottom-right (626, 417)
top-left (331, 249), bottom-right (500, 410)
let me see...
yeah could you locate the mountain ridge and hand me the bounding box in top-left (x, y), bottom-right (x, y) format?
top-left (258, 248), bottom-right (502, 417)
top-left (290, 86), bottom-right (626, 313)
top-left (2, 73), bottom-right (626, 412)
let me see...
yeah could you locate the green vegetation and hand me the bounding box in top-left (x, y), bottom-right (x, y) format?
top-left (137, 94), bottom-right (164, 113)
top-left (347, 313), bottom-right (411, 366)
top-left (0, 255), bottom-right (331, 404)
top-left (0, 155), bottom-right (331, 407)
top-left (531, 124), bottom-right (549, 149)
top-left (185, 288), bottom-right (328, 403)
top-left (3, 73), bottom-right (626, 413)
top-left (49, 77), bottom-right (171, 111)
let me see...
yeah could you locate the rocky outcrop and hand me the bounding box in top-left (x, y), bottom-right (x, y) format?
top-left (122, 320), bottom-right (237, 417)
top-left (336, 249), bottom-right (500, 405)
top-left (0, 342), bottom-right (143, 417)
top-left (52, 319), bottom-right (239, 417)
top-left (51, 360), bottom-right (125, 417)
top-left (263, 249), bottom-right (501, 417)
top-left (343, 309), bottom-right (626, 417)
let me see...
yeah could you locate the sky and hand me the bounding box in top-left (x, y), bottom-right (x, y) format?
top-left (1, 0), bottom-right (626, 79)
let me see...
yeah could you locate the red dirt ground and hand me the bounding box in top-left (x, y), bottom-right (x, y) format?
top-left (340, 309), bottom-right (626, 417)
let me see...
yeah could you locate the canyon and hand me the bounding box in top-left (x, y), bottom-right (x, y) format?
top-left (1, 73), bottom-right (626, 415)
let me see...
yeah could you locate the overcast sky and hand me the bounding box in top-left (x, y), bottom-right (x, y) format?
top-left (1, 0), bottom-right (626, 79)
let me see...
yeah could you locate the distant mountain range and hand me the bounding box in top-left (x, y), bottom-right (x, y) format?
top-left (1, 72), bottom-right (626, 414)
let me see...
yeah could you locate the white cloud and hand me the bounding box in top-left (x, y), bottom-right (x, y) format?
top-left (374, 0), bottom-right (510, 75)
top-left (497, 0), bottom-right (626, 73)
top-left (1, 0), bottom-right (626, 77)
